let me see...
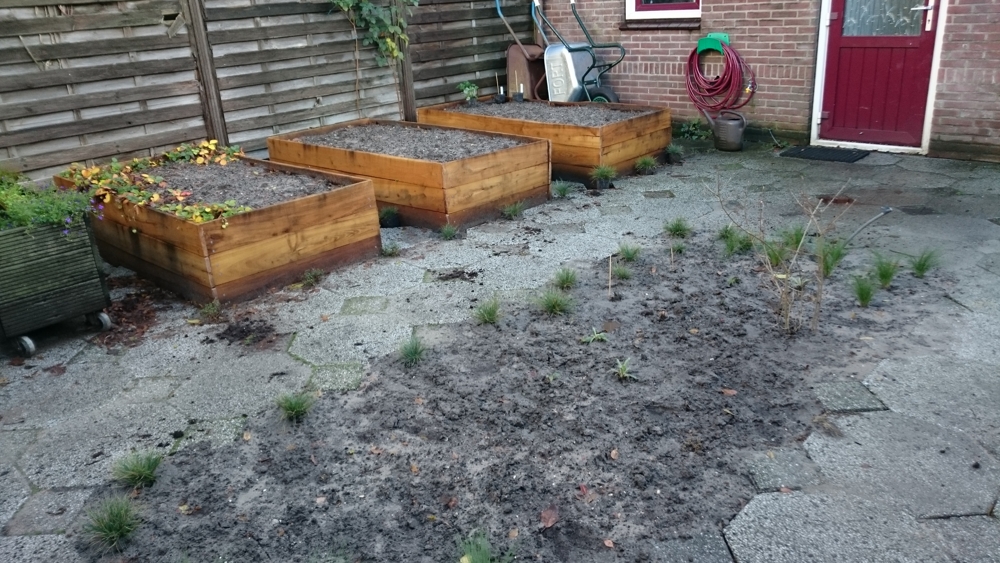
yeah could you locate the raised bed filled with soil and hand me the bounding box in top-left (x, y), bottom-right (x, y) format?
top-left (56, 158), bottom-right (380, 303)
top-left (267, 119), bottom-right (551, 229)
top-left (416, 100), bottom-right (671, 180)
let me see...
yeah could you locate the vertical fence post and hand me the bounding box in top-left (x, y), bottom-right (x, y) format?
top-left (181, 0), bottom-right (228, 144)
top-left (399, 48), bottom-right (417, 121)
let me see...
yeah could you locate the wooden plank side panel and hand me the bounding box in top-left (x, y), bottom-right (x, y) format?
top-left (600, 128), bottom-right (672, 169)
top-left (444, 161), bottom-right (549, 213)
top-left (211, 235), bottom-right (380, 302)
top-left (442, 139), bottom-right (548, 186)
top-left (597, 107), bottom-right (672, 148)
top-left (96, 199), bottom-right (208, 257)
top-left (370, 178), bottom-right (447, 213)
top-left (209, 210), bottom-right (378, 286)
top-left (96, 242), bottom-right (215, 303)
top-left (91, 217), bottom-right (214, 287)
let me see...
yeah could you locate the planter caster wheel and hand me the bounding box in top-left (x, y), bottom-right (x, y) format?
top-left (87, 312), bottom-right (112, 332)
top-left (16, 336), bottom-right (35, 358)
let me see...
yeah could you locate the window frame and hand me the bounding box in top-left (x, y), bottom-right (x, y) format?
top-left (625, 0), bottom-right (701, 21)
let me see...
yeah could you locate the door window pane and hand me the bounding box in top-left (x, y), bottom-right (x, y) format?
top-left (844, 0), bottom-right (924, 36)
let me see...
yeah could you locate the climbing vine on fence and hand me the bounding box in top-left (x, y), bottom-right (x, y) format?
top-left (331, 0), bottom-right (419, 66)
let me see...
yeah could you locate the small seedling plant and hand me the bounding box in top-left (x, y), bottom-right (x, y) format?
top-left (401, 335), bottom-right (425, 367)
top-left (439, 223), bottom-right (458, 240)
top-left (612, 264), bottom-right (631, 280)
top-left (457, 80), bottom-right (479, 102)
top-left (618, 242), bottom-right (640, 262)
top-left (720, 226), bottom-right (753, 257)
top-left (613, 358), bottom-right (635, 381)
top-left (457, 530), bottom-right (514, 563)
top-left (537, 289), bottom-right (572, 315)
top-left (665, 218), bottom-right (692, 238)
top-left (199, 299), bottom-right (224, 322)
top-left (473, 298), bottom-right (500, 325)
top-left (301, 268), bottom-right (324, 289)
top-left (553, 268), bottom-right (577, 290)
top-left (552, 180), bottom-right (574, 199)
top-left (872, 253), bottom-right (899, 288)
top-left (580, 328), bottom-right (608, 344)
top-left (590, 165), bottom-right (617, 188)
top-left (112, 451), bottom-right (162, 489)
top-left (910, 248), bottom-right (940, 278)
top-left (500, 201), bottom-right (525, 220)
top-left (634, 155), bottom-right (657, 175)
top-left (84, 496), bottom-right (139, 552)
top-left (381, 242), bottom-right (401, 257)
top-left (852, 275), bottom-right (876, 307)
top-left (276, 391), bottom-right (315, 422)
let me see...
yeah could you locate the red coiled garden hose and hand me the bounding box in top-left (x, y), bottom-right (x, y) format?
top-left (685, 43), bottom-right (757, 112)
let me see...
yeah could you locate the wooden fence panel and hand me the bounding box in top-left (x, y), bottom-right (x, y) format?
top-left (0, 0), bottom-right (209, 178)
top-left (407, 0), bottom-right (535, 107)
top-left (203, 0), bottom-right (401, 153)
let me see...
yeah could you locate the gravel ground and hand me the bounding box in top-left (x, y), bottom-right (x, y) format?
top-left (447, 100), bottom-right (653, 126)
top-left (296, 123), bottom-right (525, 162)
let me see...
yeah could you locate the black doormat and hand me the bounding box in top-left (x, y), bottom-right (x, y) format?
top-left (780, 146), bottom-right (870, 163)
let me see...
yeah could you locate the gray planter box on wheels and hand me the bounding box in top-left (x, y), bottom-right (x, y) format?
top-left (0, 217), bottom-right (111, 356)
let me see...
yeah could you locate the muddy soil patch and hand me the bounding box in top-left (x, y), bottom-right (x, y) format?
top-left (92, 236), bottom-right (951, 562)
top-left (448, 102), bottom-right (653, 127)
top-left (155, 159), bottom-right (340, 209)
top-left (93, 276), bottom-right (177, 350)
top-left (297, 123), bottom-right (523, 162)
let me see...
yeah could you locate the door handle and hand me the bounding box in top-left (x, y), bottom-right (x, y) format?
top-left (911, 3), bottom-right (935, 32)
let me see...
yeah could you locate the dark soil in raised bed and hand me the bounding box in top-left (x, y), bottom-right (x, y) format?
top-left (85, 236), bottom-right (950, 562)
top-left (154, 160), bottom-right (341, 209)
top-left (448, 101), bottom-right (654, 127)
top-left (296, 123), bottom-right (524, 162)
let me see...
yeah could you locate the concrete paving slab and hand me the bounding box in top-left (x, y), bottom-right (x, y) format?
top-left (19, 402), bottom-right (188, 488)
top-left (0, 464), bottom-right (29, 523)
top-left (655, 532), bottom-right (733, 562)
top-left (0, 429), bottom-right (37, 465)
top-left (725, 492), bottom-right (951, 563)
top-left (804, 411), bottom-right (1000, 518)
top-left (0, 534), bottom-right (86, 563)
top-left (745, 448), bottom-right (823, 492)
top-left (813, 381), bottom-right (886, 413)
top-left (0, 361), bottom-right (132, 429)
top-left (922, 515), bottom-right (1000, 563)
top-left (167, 348), bottom-right (312, 420)
top-left (2, 488), bottom-right (92, 535)
top-left (287, 316), bottom-right (413, 367)
top-left (311, 363), bottom-right (365, 392)
top-left (864, 356), bottom-right (1000, 455)
top-left (119, 376), bottom-right (181, 403)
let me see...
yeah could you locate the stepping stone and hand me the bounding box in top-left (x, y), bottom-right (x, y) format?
top-left (2, 489), bottom-right (91, 536)
top-left (0, 534), bottom-right (86, 563)
top-left (865, 356), bottom-right (1000, 454)
top-left (804, 411), bottom-right (999, 518)
top-left (725, 492), bottom-right (950, 563)
top-left (658, 532), bottom-right (733, 562)
top-left (745, 448), bottom-right (822, 492)
top-left (813, 381), bottom-right (885, 413)
top-left (923, 515), bottom-right (1000, 563)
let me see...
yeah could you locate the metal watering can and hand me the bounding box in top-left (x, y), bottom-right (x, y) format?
top-left (701, 109), bottom-right (746, 152)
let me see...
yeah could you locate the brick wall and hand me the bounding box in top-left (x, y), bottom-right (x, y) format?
top-left (930, 0), bottom-right (1000, 159)
top-left (540, 0), bottom-right (821, 134)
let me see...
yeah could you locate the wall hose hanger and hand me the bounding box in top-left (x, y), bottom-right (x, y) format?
top-left (686, 32), bottom-right (757, 113)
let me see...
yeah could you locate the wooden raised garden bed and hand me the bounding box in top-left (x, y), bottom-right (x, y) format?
top-left (55, 160), bottom-right (381, 303)
top-left (267, 119), bottom-right (551, 229)
top-left (416, 101), bottom-right (671, 180)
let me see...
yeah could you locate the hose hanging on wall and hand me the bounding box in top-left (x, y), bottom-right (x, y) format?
top-left (685, 41), bottom-right (757, 112)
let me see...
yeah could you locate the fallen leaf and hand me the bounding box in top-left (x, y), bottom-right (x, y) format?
top-left (508, 528), bottom-right (519, 539)
top-left (277, 527), bottom-right (285, 537)
top-left (43, 364), bottom-right (66, 376)
top-left (540, 503), bottom-right (559, 528)
top-left (186, 319), bottom-right (202, 325)
top-left (242, 430), bottom-right (252, 442)
top-left (651, 266), bottom-right (657, 274)
top-left (721, 388), bottom-right (738, 396)
top-left (779, 487), bottom-right (793, 493)
top-left (369, 446), bottom-right (384, 455)
top-left (178, 503), bottom-right (200, 515)
top-left (766, 450), bottom-right (775, 459)
top-left (444, 496), bottom-right (458, 509)
top-left (8, 357), bottom-right (24, 366)
top-left (414, 397), bottom-right (424, 405)
top-left (688, 328), bottom-right (700, 334)
top-left (410, 463), bottom-right (420, 475)
top-left (859, 336), bottom-right (874, 341)
top-left (610, 448), bottom-right (619, 460)
top-left (320, 314), bottom-right (330, 322)
top-left (310, 454), bottom-right (317, 465)
top-left (315, 496), bottom-right (327, 506)
top-left (0, 377), bottom-right (9, 387)
top-left (603, 539), bottom-right (615, 548)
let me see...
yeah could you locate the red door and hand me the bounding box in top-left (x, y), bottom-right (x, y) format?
top-left (820, 0), bottom-right (939, 146)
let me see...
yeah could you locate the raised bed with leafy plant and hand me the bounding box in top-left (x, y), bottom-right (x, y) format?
top-left (0, 169), bottom-right (110, 356)
top-left (56, 141), bottom-right (381, 303)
